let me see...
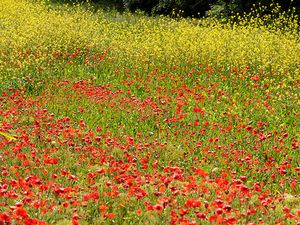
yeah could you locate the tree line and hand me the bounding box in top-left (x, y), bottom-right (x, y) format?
top-left (51, 0), bottom-right (299, 18)
top-left (88, 0), bottom-right (300, 18)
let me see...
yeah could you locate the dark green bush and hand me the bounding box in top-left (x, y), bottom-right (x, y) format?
top-left (153, 0), bottom-right (213, 17)
top-left (51, 0), bottom-right (300, 18)
top-left (123, 0), bottom-right (159, 14)
top-left (122, 0), bottom-right (299, 18)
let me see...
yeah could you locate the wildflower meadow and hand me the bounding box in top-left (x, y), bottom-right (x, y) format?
top-left (0, 0), bottom-right (299, 224)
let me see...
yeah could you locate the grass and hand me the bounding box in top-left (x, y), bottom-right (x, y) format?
top-left (0, 0), bottom-right (299, 224)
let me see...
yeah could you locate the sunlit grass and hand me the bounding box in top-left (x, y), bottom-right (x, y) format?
top-left (0, 0), bottom-right (299, 84)
top-left (0, 0), bottom-right (299, 224)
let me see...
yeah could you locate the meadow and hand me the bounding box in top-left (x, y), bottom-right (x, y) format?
top-left (0, 0), bottom-right (299, 224)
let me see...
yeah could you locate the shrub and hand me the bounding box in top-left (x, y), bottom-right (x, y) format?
top-left (123, 0), bottom-right (159, 14)
top-left (52, 0), bottom-right (300, 18)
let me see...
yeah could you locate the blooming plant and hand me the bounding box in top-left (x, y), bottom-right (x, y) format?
top-left (0, 0), bottom-right (299, 224)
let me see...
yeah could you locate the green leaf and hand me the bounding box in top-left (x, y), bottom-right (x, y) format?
top-left (0, 131), bottom-right (16, 140)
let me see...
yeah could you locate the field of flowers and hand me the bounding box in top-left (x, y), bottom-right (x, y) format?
top-left (0, 0), bottom-right (299, 224)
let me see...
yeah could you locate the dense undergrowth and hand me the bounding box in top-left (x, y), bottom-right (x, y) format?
top-left (0, 0), bottom-right (299, 224)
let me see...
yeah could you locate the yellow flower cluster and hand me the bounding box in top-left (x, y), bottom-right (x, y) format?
top-left (0, 0), bottom-right (299, 77)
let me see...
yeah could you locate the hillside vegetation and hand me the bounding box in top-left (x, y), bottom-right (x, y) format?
top-left (0, 0), bottom-right (299, 224)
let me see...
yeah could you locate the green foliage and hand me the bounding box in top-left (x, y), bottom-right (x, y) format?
top-left (121, 0), bottom-right (214, 17)
top-left (50, 0), bottom-right (300, 18)
top-left (121, 0), bottom-right (299, 19)
top-left (122, 0), bottom-right (159, 14)
top-left (152, 0), bottom-right (212, 17)
top-left (208, 0), bottom-right (299, 18)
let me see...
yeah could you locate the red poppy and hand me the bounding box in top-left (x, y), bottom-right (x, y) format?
top-left (16, 207), bottom-right (28, 218)
top-left (0, 212), bottom-right (10, 223)
top-left (44, 158), bottom-right (58, 165)
top-left (195, 168), bottom-right (208, 178)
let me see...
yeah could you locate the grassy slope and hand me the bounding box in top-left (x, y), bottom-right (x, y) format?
top-left (0, 0), bottom-right (299, 224)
